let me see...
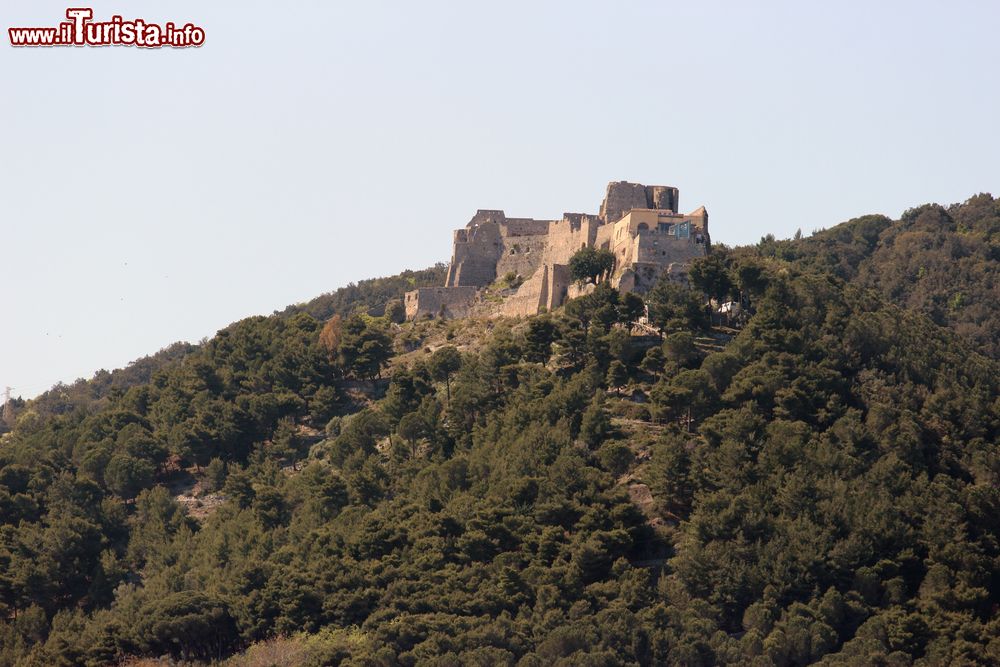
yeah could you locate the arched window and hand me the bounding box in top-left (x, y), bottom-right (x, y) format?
top-left (637, 222), bottom-right (649, 232)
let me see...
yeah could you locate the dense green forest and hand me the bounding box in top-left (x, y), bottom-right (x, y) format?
top-left (7, 266), bottom-right (449, 427)
top-left (2, 195), bottom-right (1000, 666)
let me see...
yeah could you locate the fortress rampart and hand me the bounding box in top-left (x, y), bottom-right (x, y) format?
top-left (407, 181), bottom-right (709, 319)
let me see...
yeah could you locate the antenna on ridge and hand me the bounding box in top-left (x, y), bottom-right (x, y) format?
top-left (2, 387), bottom-right (14, 428)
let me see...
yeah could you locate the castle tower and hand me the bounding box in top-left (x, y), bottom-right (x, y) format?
top-left (599, 181), bottom-right (679, 223)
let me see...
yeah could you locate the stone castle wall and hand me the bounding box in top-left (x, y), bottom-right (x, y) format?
top-left (446, 216), bottom-right (503, 287)
top-left (500, 263), bottom-right (572, 317)
top-left (599, 181), bottom-right (679, 223)
top-left (404, 286), bottom-right (478, 319)
top-left (495, 232), bottom-right (548, 281)
top-left (408, 181), bottom-right (708, 320)
top-left (503, 218), bottom-right (551, 236)
top-left (501, 264), bottom-right (549, 317)
top-left (542, 215), bottom-right (602, 266)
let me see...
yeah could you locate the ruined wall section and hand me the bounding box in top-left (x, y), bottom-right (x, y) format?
top-left (503, 218), bottom-right (550, 236)
top-left (495, 234), bottom-right (547, 280)
top-left (646, 185), bottom-right (679, 213)
top-left (546, 264), bottom-right (570, 311)
top-left (599, 182), bottom-right (679, 223)
top-left (494, 217), bottom-right (553, 282)
top-left (445, 210), bottom-right (505, 287)
top-left (405, 286), bottom-right (478, 319)
top-left (600, 182), bottom-right (649, 224)
top-left (543, 214), bottom-right (602, 266)
top-left (501, 264), bottom-right (549, 317)
top-left (500, 263), bottom-right (572, 317)
top-left (414, 181), bottom-right (708, 320)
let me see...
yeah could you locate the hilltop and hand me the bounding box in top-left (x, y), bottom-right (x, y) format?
top-left (1, 194), bottom-right (999, 666)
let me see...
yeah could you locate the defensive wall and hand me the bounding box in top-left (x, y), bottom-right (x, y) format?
top-left (407, 181), bottom-right (709, 320)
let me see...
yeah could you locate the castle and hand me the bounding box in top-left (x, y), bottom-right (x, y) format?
top-left (405, 181), bottom-right (709, 319)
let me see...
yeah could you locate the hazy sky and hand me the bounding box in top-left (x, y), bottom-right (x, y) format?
top-left (2, 1), bottom-right (998, 399)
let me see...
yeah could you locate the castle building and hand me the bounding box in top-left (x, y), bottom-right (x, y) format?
top-left (404, 181), bottom-right (709, 319)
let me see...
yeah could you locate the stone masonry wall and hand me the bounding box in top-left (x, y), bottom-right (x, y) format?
top-left (500, 263), bottom-right (572, 317)
top-left (543, 215), bottom-right (601, 266)
top-left (598, 182), bottom-right (679, 223)
top-left (546, 264), bottom-right (570, 311)
top-left (503, 218), bottom-right (551, 236)
top-left (501, 264), bottom-right (549, 317)
top-left (404, 286), bottom-right (478, 319)
top-left (412, 181), bottom-right (707, 320)
top-left (496, 233), bottom-right (548, 281)
top-left (446, 219), bottom-right (502, 287)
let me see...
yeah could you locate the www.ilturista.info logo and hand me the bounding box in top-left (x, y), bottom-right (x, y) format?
top-left (9, 8), bottom-right (205, 48)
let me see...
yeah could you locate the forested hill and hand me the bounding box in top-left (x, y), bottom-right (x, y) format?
top-left (757, 193), bottom-right (1000, 356)
top-left (12, 264), bottom-right (449, 424)
top-left (1, 194), bottom-right (1000, 666)
top-left (279, 264), bottom-right (448, 322)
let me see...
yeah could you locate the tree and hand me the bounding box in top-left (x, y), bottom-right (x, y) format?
top-left (223, 466), bottom-right (255, 508)
top-left (606, 361), bottom-right (628, 396)
top-left (202, 458), bottom-right (226, 493)
top-left (270, 417), bottom-right (307, 468)
top-left (168, 419), bottom-right (213, 471)
top-left (134, 591), bottom-right (240, 661)
top-left (554, 320), bottom-right (588, 370)
top-left (646, 279), bottom-right (708, 332)
top-left (319, 315), bottom-right (343, 358)
top-left (580, 391), bottom-right (612, 448)
top-left (640, 346), bottom-right (665, 377)
top-left (297, 464), bottom-right (349, 520)
top-left (663, 331), bottom-right (700, 370)
top-left (618, 292), bottom-right (645, 330)
top-left (329, 409), bottom-right (390, 465)
top-left (524, 316), bottom-right (558, 364)
top-left (384, 299), bottom-right (406, 324)
top-left (598, 442), bottom-right (633, 477)
top-left (689, 253), bottom-right (735, 302)
top-left (338, 315), bottom-right (393, 383)
top-left (308, 384), bottom-right (340, 424)
top-left (397, 413), bottom-right (427, 458)
top-left (382, 367), bottom-right (433, 420)
top-left (253, 485), bottom-right (287, 528)
top-left (428, 346), bottom-right (462, 401)
top-left (569, 247), bottom-right (616, 284)
top-left (649, 369), bottom-right (719, 426)
top-left (104, 454), bottom-right (155, 499)
top-left (733, 258), bottom-right (768, 306)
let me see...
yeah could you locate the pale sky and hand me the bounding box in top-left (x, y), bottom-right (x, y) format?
top-left (2, 1), bottom-right (998, 399)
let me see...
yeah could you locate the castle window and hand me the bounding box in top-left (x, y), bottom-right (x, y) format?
top-left (637, 222), bottom-right (649, 232)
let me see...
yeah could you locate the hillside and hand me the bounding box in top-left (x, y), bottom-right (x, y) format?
top-left (755, 193), bottom-right (1000, 356)
top-left (1, 195), bottom-right (1000, 666)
